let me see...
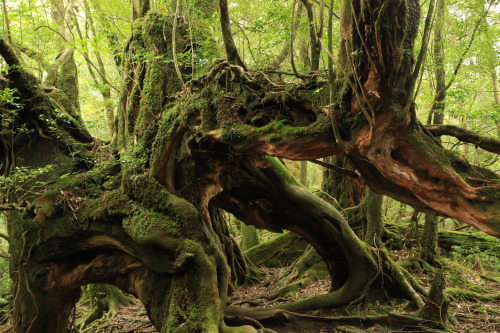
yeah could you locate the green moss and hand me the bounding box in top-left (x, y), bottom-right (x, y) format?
top-left (77, 190), bottom-right (133, 222)
top-left (123, 210), bottom-right (181, 244)
top-left (264, 156), bottom-right (302, 187)
top-left (57, 176), bottom-right (82, 189)
top-left (476, 306), bottom-right (500, 316)
top-left (446, 288), bottom-right (500, 302)
top-left (220, 122), bottom-right (249, 144)
top-left (125, 174), bottom-right (205, 239)
top-left (246, 231), bottom-right (307, 267)
top-left (102, 174), bottom-right (121, 190)
top-left (297, 85), bottom-right (330, 107)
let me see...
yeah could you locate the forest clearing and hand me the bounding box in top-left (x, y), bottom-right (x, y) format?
top-left (0, 0), bottom-right (499, 332)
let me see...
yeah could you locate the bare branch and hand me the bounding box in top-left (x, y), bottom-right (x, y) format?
top-left (426, 125), bottom-right (500, 155)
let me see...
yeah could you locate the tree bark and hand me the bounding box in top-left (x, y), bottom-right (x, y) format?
top-left (1, 0), bottom-right (500, 330)
top-left (44, 0), bottom-right (80, 113)
top-left (219, 0), bottom-right (246, 69)
top-left (300, 0), bottom-right (322, 71)
top-left (421, 214), bottom-right (439, 264)
top-left (363, 188), bottom-right (384, 246)
top-left (492, 70), bottom-right (500, 137)
top-left (320, 155), bottom-right (365, 209)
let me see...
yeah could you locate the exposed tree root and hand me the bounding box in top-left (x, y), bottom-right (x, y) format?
top-left (269, 245), bottom-right (327, 299)
top-left (77, 284), bottom-right (134, 329)
top-left (225, 306), bottom-right (448, 332)
top-left (245, 232), bottom-right (307, 268)
top-left (445, 288), bottom-right (500, 302)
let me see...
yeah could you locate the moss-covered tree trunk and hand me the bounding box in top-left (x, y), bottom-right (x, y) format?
top-left (363, 188), bottom-right (384, 246)
top-left (421, 214), bottom-right (439, 264)
top-left (78, 284), bottom-right (133, 329)
top-left (1, 0), bottom-right (500, 330)
top-left (240, 221), bottom-right (260, 251)
top-left (44, 0), bottom-right (80, 113)
top-left (418, 0), bottom-right (446, 266)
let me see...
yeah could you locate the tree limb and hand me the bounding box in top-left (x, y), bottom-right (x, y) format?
top-left (309, 159), bottom-right (360, 178)
top-left (426, 124), bottom-right (500, 155)
top-left (0, 232), bottom-right (9, 243)
top-left (0, 38), bottom-right (21, 67)
top-left (0, 203), bottom-right (22, 211)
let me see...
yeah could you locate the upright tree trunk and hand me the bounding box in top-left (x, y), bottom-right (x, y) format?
top-left (363, 188), bottom-right (384, 246)
top-left (420, 0), bottom-right (446, 263)
top-left (421, 214), bottom-right (439, 264)
top-left (492, 70), bottom-right (500, 137)
top-left (429, 0), bottom-right (446, 131)
top-left (321, 155), bottom-right (365, 209)
top-left (44, 0), bottom-right (80, 113)
top-left (299, 160), bottom-right (308, 189)
top-left (1, 0), bottom-right (12, 45)
top-left (300, 0), bottom-right (322, 71)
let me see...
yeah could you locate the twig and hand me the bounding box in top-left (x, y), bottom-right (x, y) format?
top-left (0, 233), bottom-right (9, 242)
top-left (441, 1), bottom-right (494, 94)
top-left (34, 25), bottom-right (69, 42)
top-left (233, 20), bottom-right (257, 64)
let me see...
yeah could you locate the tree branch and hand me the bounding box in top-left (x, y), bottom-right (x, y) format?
top-left (309, 159), bottom-right (360, 178)
top-left (426, 125), bottom-right (500, 155)
top-left (0, 38), bottom-right (21, 67)
top-left (441, 2), bottom-right (493, 93)
top-left (0, 232), bottom-right (9, 243)
top-left (0, 203), bottom-right (23, 211)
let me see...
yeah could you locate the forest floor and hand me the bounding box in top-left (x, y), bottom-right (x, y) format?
top-left (71, 258), bottom-right (500, 333)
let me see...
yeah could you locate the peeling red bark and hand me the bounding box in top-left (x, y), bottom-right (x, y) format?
top-left (345, 114), bottom-right (500, 237)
